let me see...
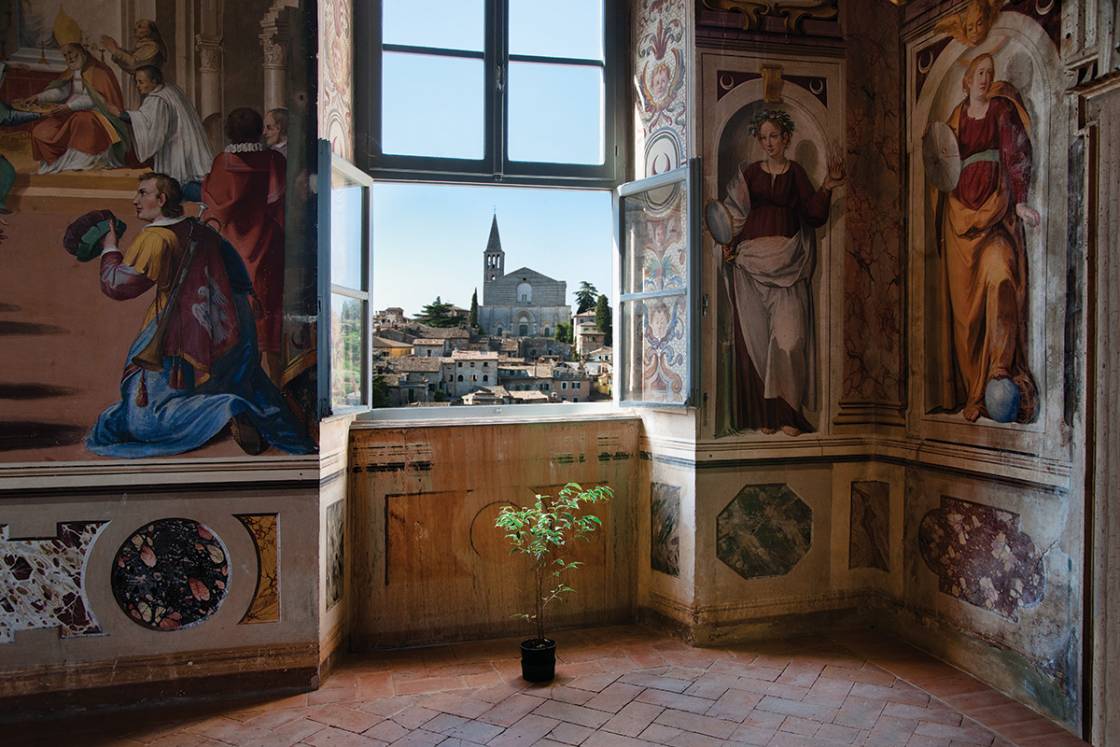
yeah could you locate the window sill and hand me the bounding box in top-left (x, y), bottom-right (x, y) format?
top-left (352, 402), bottom-right (640, 429)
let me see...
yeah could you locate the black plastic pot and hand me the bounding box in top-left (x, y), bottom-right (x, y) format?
top-left (520, 638), bottom-right (557, 682)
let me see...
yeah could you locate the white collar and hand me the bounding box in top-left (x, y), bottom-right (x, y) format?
top-left (149, 215), bottom-right (188, 227)
top-left (225, 142), bottom-right (266, 153)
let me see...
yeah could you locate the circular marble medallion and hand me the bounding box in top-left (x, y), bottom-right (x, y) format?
top-left (111, 518), bottom-right (229, 631)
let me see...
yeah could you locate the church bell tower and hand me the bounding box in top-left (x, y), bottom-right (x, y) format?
top-left (482, 214), bottom-right (505, 303)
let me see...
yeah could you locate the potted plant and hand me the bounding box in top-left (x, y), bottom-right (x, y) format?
top-left (495, 481), bottom-right (612, 682)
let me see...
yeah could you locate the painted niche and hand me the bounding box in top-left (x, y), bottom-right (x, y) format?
top-left (708, 64), bottom-right (843, 438)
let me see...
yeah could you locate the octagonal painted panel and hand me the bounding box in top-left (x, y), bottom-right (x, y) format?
top-left (717, 483), bottom-right (812, 580)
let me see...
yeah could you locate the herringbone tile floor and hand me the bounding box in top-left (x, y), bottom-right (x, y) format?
top-left (14, 625), bottom-right (1089, 747)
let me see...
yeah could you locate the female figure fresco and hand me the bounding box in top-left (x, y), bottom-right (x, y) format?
top-left (930, 53), bottom-right (1039, 423)
top-left (714, 109), bottom-right (843, 436)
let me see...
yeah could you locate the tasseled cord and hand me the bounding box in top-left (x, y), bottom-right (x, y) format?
top-left (136, 371), bottom-right (149, 407)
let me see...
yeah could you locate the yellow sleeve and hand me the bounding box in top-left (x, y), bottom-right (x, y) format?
top-left (123, 227), bottom-right (177, 287)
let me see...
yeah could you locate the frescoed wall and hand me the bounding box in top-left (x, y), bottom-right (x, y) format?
top-left (701, 48), bottom-right (845, 438)
top-left (318, 0), bottom-right (353, 160)
top-left (634, 0), bottom-right (688, 180)
top-left (683, 0), bottom-right (1086, 732)
top-left (0, 0), bottom-right (317, 462)
top-left (897, 0), bottom-right (1083, 727)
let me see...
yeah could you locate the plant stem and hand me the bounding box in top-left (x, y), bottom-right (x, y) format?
top-left (536, 559), bottom-right (545, 642)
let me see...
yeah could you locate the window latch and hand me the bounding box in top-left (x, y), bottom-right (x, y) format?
top-left (496, 64), bottom-right (504, 92)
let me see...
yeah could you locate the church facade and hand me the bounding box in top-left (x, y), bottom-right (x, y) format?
top-left (476, 216), bottom-right (570, 338)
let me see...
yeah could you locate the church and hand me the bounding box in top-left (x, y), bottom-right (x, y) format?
top-left (476, 215), bottom-right (571, 338)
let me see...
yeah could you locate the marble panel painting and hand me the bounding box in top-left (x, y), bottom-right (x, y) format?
top-left (849, 481), bottom-right (890, 571)
top-left (0, 521), bottom-right (108, 643)
top-left (717, 484), bottom-right (812, 580)
top-left (650, 482), bottom-right (681, 576)
top-left (842, 8), bottom-right (903, 408)
top-left (326, 500), bottom-right (344, 610)
top-left (919, 496), bottom-right (1044, 621)
top-left (236, 514), bottom-right (280, 624)
top-left (112, 518), bottom-right (229, 631)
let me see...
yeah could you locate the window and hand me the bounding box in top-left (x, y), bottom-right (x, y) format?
top-left (348, 2), bottom-right (631, 417)
top-left (617, 161), bottom-right (700, 408)
top-left (358, 0), bottom-right (623, 187)
top-left (319, 143), bottom-right (373, 415)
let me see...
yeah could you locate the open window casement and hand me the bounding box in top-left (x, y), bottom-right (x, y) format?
top-left (615, 159), bottom-right (701, 409)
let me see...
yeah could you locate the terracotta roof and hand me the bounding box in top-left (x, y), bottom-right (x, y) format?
top-left (508, 390), bottom-right (550, 402)
top-left (374, 336), bottom-right (412, 348)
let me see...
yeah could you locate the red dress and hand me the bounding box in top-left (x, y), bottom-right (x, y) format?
top-left (32, 59), bottom-right (126, 165)
top-left (201, 147), bottom-right (286, 354)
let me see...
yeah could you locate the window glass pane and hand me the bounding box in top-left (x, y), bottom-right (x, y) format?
top-left (618, 165), bottom-right (695, 408)
top-left (382, 52), bottom-right (484, 159)
top-left (370, 183), bottom-right (612, 408)
top-left (508, 62), bottom-right (603, 165)
top-left (383, 0), bottom-right (484, 52)
top-left (621, 294), bottom-right (688, 404)
top-left (330, 178), bottom-right (365, 290)
top-left (331, 294), bottom-right (366, 408)
top-left (509, 0), bottom-right (603, 61)
top-left (622, 186), bottom-right (687, 295)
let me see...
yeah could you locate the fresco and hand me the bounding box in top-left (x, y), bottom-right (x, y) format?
top-left (716, 483), bottom-right (812, 580)
top-left (237, 513), bottom-right (280, 624)
top-left (318, 0), bottom-right (353, 160)
top-left (849, 480), bottom-right (889, 571)
top-left (916, 0), bottom-right (1061, 425)
top-left (650, 482), bottom-right (680, 576)
top-left (918, 496), bottom-right (1044, 621)
top-left (326, 499), bottom-right (344, 609)
top-left (700, 0), bottom-right (839, 34)
top-left (0, 521), bottom-right (107, 642)
top-left (633, 0), bottom-right (687, 179)
top-left (710, 99), bottom-right (844, 437)
top-left (0, 1), bottom-right (317, 461)
top-left (111, 518), bottom-right (230, 631)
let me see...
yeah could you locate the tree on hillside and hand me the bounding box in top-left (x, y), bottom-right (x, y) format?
top-left (555, 322), bottom-right (573, 344)
top-left (595, 293), bottom-right (612, 347)
top-left (469, 288), bottom-right (479, 329)
top-left (575, 281), bottom-right (599, 314)
top-left (416, 296), bottom-right (459, 328)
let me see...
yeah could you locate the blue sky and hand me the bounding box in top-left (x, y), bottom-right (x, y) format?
top-left (373, 0), bottom-right (611, 318)
top-left (372, 183), bottom-right (613, 316)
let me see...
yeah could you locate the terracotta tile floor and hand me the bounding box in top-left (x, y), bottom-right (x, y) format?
top-left (14, 625), bottom-right (1090, 747)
